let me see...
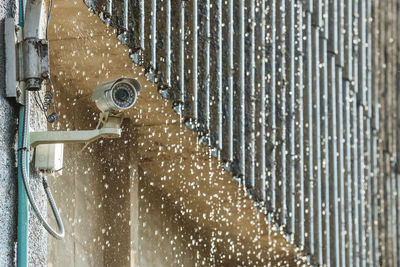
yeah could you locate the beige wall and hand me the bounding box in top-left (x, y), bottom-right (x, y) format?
top-left (46, 1), bottom-right (301, 266)
top-left (46, 143), bottom-right (105, 267)
top-left (46, 91), bottom-right (107, 267)
top-left (46, 120), bottom-right (208, 267)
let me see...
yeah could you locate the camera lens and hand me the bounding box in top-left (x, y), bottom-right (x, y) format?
top-left (115, 88), bottom-right (129, 102)
top-left (112, 82), bottom-right (136, 109)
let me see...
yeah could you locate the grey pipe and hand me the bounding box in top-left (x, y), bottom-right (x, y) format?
top-left (23, 0), bottom-right (49, 91)
top-left (24, 0), bottom-right (46, 39)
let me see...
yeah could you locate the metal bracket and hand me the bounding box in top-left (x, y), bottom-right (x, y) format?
top-left (30, 127), bottom-right (121, 147)
top-left (5, 17), bottom-right (50, 103)
top-left (29, 113), bottom-right (123, 147)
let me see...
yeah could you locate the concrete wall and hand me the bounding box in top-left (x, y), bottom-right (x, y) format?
top-left (0, 3), bottom-right (18, 265)
top-left (1, 1), bottom-right (47, 266)
top-left (46, 87), bottom-right (107, 267)
top-left (137, 171), bottom-right (210, 267)
top-left (46, 141), bottom-right (106, 267)
top-left (45, 115), bottom-right (205, 267)
top-left (44, 118), bottom-right (228, 267)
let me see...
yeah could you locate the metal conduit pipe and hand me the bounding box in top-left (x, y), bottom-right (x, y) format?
top-left (16, 0), bottom-right (28, 265)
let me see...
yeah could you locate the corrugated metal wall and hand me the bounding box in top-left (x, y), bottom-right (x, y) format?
top-left (85, 0), bottom-right (400, 265)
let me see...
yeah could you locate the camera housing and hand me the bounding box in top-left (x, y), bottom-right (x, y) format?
top-left (91, 78), bottom-right (141, 113)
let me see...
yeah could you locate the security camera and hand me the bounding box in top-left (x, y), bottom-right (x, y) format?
top-left (91, 78), bottom-right (141, 113)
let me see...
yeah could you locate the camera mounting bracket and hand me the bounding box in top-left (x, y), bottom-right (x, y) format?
top-left (30, 112), bottom-right (123, 147)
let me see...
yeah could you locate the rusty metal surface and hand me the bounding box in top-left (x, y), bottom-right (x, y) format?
top-left (85, 0), bottom-right (400, 265)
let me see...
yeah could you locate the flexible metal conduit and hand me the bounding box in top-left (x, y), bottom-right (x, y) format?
top-left (16, 0), bottom-right (28, 265)
top-left (19, 92), bottom-right (64, 240)
top-left (17, 86), bottom-right (29, 266)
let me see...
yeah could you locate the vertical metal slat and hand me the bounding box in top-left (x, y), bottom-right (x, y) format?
top-left (275, 0), bottom-right (287, 227)
top-left (303, 11), bottom-right (315, 259)
top-left (244, 0), bottom-right (256, 189)
top-left (294, 0), bottom-right (305, 249)
top-left (312, 26), bottom-right (323, 266)
top-left (320, 37), bottom-right (330, 267)
top-left (287, 0), bottom-right (296, 239)
top-left (265, 0), bottom-right (277, 219)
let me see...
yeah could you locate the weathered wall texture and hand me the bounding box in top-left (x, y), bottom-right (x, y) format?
top-left (1, 1), bottom-right (47, 266)
top-left (0, 3), bottom-right (18, 265)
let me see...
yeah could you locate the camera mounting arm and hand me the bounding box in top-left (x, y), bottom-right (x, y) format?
top-left (30, 127), bottom-right (121, 147)
top-left (30, 112), bottom-right (123, 147)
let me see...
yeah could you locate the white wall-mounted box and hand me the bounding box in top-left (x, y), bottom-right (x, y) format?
top-left (34, 144), bottom-right (64, 172)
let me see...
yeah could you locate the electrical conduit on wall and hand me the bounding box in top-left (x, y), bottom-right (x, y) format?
top-left (16, 0), bottom-right (29, 264)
